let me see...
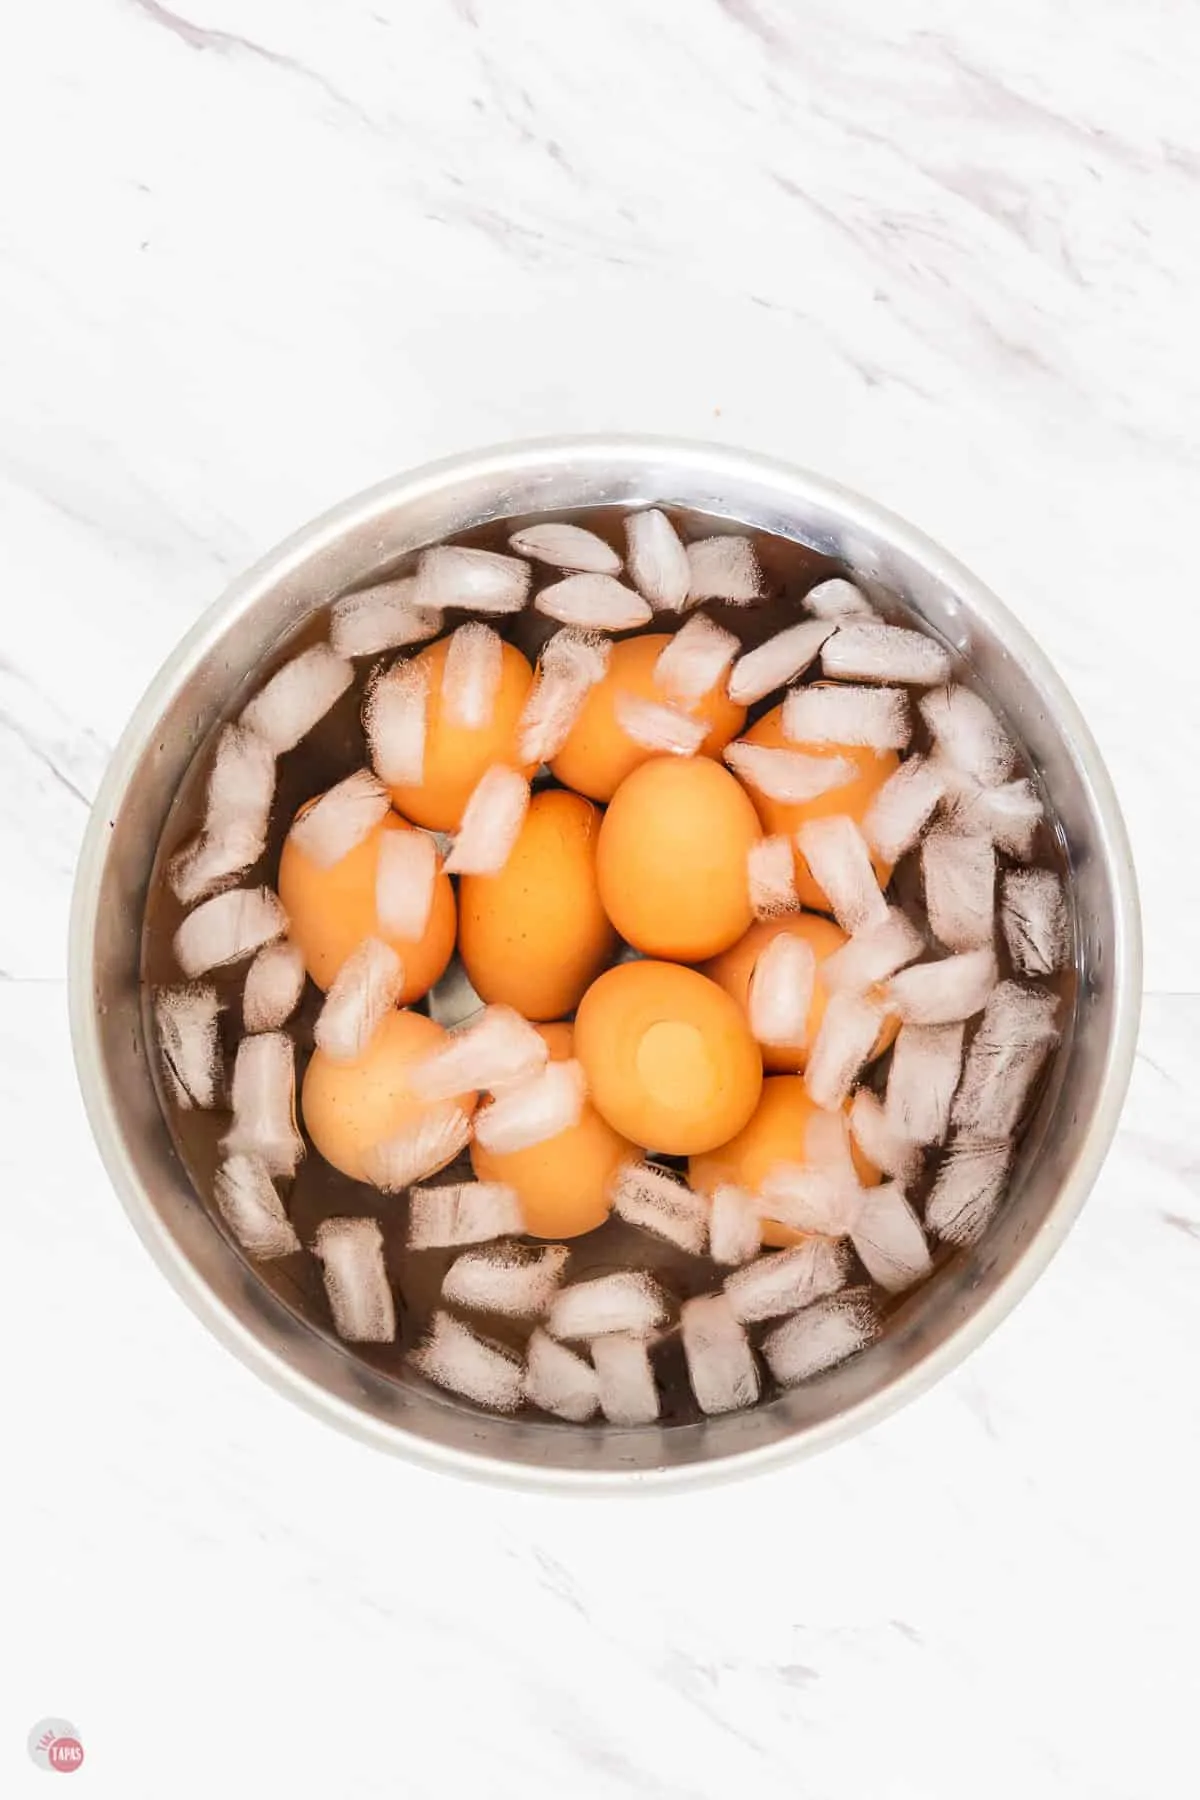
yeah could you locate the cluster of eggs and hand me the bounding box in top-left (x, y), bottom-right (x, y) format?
top-left (281, 625), bottom-right (897, 1242)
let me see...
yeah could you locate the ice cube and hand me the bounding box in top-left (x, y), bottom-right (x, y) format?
top-left (375, 826), bottom-right (438, 942)
top-left (821, 622), bottom-right (951, 686)
top-left (442, 1243), bottom-right (569, 1318)
top-left (920, 685), bottom-right (1015, 788)
top-left (329, 578), bottom-right (442, 658)
top-left (314, 1219), bottom-right (395, 1343)
top-left (723, 741), bottom-right (856, 805)
top-left (748, 931), bottom-right (816, 1048)
top-left (155, 984), bottom-right (223, 1109)
top-left (852, 1182), bottom-right (931, 1293)
top-left (547, 1271), bottom-right (668, 1342)
top-left (509, 521), bottom-right (622, 575)
top-left (924, 1138), bottom-right (1012, 1246)
top-left (611, 1161), bottom-right (709, 1256)
top-left (169, 724), bottom-right (277, 905)
top-left (518, 629), bottom-right (610, 764)
top-left (653, 614), bottom-right (739, 708)
top-left (727, 619), bottom-right (834, 706)
top-left (796, 816), bottom-right (888, 934)
top-left (885, 1021), bottom-right (965, 1144)
top-left (222, 1031), bottom-right (304, 1178)
top-left (411, 1004), bottom-right (548, 1103)
top-left (213, 1153), bottom-right (301, 1259)
top-left (313, 938), bottom-right (404, 1063)
top-left (363, 1102), bottom-right (474, 1192)
top-left (364, 658), bottom-right (428, 787)
top-left (849, 1089), bottom-right (922, 1182)
top-left (862, 754), bottom-right (948, 865)
top-left (886, 947), bottom-right (997, 1025)
top-left (535, 573), bottom-right (652, 631)
top-left (759, 1145), bottom-right (860, 1237)
top-left (242, 940), bottom-right (306, 1034)
top-left (761, 1288), bottom-right (879, 1386)
top-left (410, 1311), bottom-right (524, 1411)
top-left (591, 1333), bottom-right (660, 1425)
top-left (709, 1184), bottom-right (764, 1266)
top-left (723, 1238), bottom-right (850, 1324)
top-left (681, 1294), bottom-right (760, 1415)
top-left (473, 1059), bottom-right (586, 1154)
top-left (241, 644), bottom-right (354, 756)
top-left (525, 1328), bottom-right (601, 1421)
top-left (443, 622), bottom-right (503, 730)
top-left (1001, 869), bottom-right (1068, 976)
top-left (820, 908), bottom-right (924, 995)
top-left (414, 544), bottom-right (531, 616)
top-left (941, 775), bottom-right (1043, 860)
top-left (174, 886), bottom-right (288, 978)
top-left (288, 769), bottom-right (391, 870)
top-left (747, 836), bottom-right (800, 920)
top-left (804, 577), bottom-right (876, 621)
top-left (922, 829), bottom-right (996, 954)
top-left (614, 692), bottom-right (708, 755)
top-left (783, 684), bottom-right (910, 751)
top-left (443, 766), bottom-right (530, 875)
top-left (951, 981), bottom-right (1060, 1139)
top-left (804, 991), bottom-right (888, 1110)
top-left (686, 535), bottom-right (761, 604)
top-left (624, 509), bottom-right (691, 610)
top-left (407, 1180), bottom-right (525, 1249)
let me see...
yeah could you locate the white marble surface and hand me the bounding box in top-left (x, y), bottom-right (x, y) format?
top-left (3, 2), bottom-right (1198, 1794)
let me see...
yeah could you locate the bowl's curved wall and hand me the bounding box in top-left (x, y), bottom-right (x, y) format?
top-left (68, 437), bottom-right (1141, 1490)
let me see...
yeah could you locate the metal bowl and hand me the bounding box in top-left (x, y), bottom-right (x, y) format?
top-left (68, 437), bottom-right (1141, 1491)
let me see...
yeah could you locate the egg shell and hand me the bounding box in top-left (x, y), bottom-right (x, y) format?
top-left (458, 789), bottom-right (616, 1022)
top-left (387, 635), bottom-right (537, 831)
top-left (574, 960), bottom-right (763, 1156)
top-left (302, 1009), bottom-right (477, 1184)
top-left (689, 1074), bottom-right (879, 1247)
top-left (596, 755), bottom-right (761, 962)
top-left (702, 912), bottom-right (848, 1073)
top-left (278, 810), bottom-right (456, 999)
top-left (470, 1023), bottom-right (635, 1239)
top-left (739, 703), bottom-right (898, 912)
top-left (550, 633), bottom-right (745, 803)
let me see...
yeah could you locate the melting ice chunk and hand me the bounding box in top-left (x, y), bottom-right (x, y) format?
top-left (174, 886), bottom-right (288, 978)
top-left (525, 1328), bottom-right (600, 1421)
top-left (862, 754), bottom-right (948, 865)
top-left (314, 1218), bottom-right (396, 1342)
top-left (819, 908), bottom-right (924, 996)
top-left (941, 775), bottom-right (1043, 860)
top-left (611, 1161), bottom-right (709, 1256)
top-left (614, 692), bottom-right (707, 756)
top-left (535, 573), bottom-right (652, 631)
top-left (329, 578), bottom-right (442, 658)
top-left (920, 685), bottom-right (1015, 788)
top-left (852, 1182), bottom-right (931, 1293)
top-left (723, 1239), bottom-right (850, 1324)
top-left (168, 724), bottom-right (277, 905)
top-left (686, 535), bottom-right (761, 603)
top-left (509, 521), bottom-right (622, 575)
top-left (748, 931), bottom-right (815, 1048)
top-left (222, 1030), bottom-right (304, 1178)
top-left (242, 940), bottom-right (307, 1034)
top-left (804, 990), bottom-right (888, 1110)
top-left (473, 1059), bottom-right (586, 1154)
top-left (747, 836), bottom-right (800, 920)
top-left (313, 938), bottom-right (404, 1063)
top-left (411, 1004), bottom-right (548, 1103)
top-left (821, 622), bottom-right (951, 686)
top-left (803, 577), bottom-right (876, 621)
top-left (411, 1311), bottom-right (525, 1411)
top-left (761, 1288), bottom-right (879, 1386)
top-left (886, 947), bottom-right (997, 1025)
top-left (624, 508), bottom-right (691, 610)
top-left (443, 621), bottom-right (504, 730)
top-left (681, 1294), bottom-right (760, 1415)
top-left (155, 984), bottom-right (223, 1109)
top-left (288, 769), bottom-right (390, 870)
top-left (375, 827), bottom-right (438, 942)
top-left (240, 644), bottom-right (354, 756)
top-left (547, 1271), bottom-right (667, 1342)
top-left (951, 981), bottom-right (1060, 1139)
top-left (848, 1088), bottom-right (922, 1182)
top-left (653, 614), bottom-right (739, 708)
top-left (518, 629), bottom-right (610, 765)
top-left (363, 1102), bottom-right (473, 1192)
top-left (364, 658), bottom-right (428, 788)
top-left (708, 1184), bottom-right (764, 1267)
top-left (885, 1021), bottom-right (965, 1145)
top-left (797, 816), bottom-right (889, 935)
top-left (922, 829), bottom-right (995, 953)
top-left (727, 619), bottom-right (834, 706)
top-left (724, 741), bottom-right (856, 804)
top-left (415, 544), bottom-right (531, 615)
top-left (925, 1138), bottom-right (1012, 1246)
top-left (591, 1333), bottom-right (660, 1425)
top-left (442, 1243), bottom-right (569, 1318)
top-left (1001, 868), bottom-right (1068, 976)
top-left (407, 1180), bottom-right (524, 1249)
top-left (213, 1153), bottom-right (300, 1259)
top-left (443, 767), bottom-right (530, 875)
top-left (784, 683), bottom-right (910, 752)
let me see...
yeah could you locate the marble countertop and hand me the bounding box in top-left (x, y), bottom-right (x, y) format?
top-left (5, 1), bottom-right (1197, 1794)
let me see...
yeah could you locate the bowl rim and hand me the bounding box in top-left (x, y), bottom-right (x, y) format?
top-left (68, 433), bottom-right (1143, 1493)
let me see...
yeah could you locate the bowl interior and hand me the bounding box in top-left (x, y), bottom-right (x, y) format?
top-left (70, 438), bottom-right (1140, 1488)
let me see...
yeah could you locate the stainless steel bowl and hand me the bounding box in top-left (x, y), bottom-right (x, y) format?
top-left (69, 436), bottom-right (1141, 1490)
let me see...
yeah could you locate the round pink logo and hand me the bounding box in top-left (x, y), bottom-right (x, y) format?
top-left (27, 1720), bottom-right (84, 1775)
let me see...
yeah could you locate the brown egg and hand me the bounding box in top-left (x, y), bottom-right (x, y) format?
top-left (702, 912), bottom-right (848, 1073)
top-left (302, 1010), bottom-right (477, 1184)
top-left (596, 756), bottom-right (761, 961)
top-left (550, 632), bottom-right (745, 802)
top-left (574, 960), bottom-right (762, 1155)
top-left (470, 1023), bottom-right (634, 1239)
top-left (689, 1075), bottom-right (879, 1247)
top-left (278, 810), bottom-right (456, 1000)
top-left (738, 702), bottom-right (899, 912)
top-left (458, 789), bottom-right (615, 1021)
top-left (388, 634), bottom-right (537, 831)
